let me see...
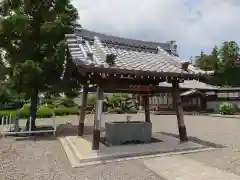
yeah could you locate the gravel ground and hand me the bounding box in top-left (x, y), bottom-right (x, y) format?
top-left (0, 137), bottom-right (163, 180)
top-left (2, 114), bottom-right (240, 179)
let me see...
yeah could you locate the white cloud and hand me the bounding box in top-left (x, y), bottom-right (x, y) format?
top-left (72, 0), bottom-right (240, 58)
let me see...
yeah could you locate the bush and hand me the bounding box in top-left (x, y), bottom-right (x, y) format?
top-left (43, 103), bottom-right (57, 109)
top-left (219, 102), bottom-right (235, 115)
top-left (37, 106), bottom-right (53, 118)
top-left (0, 106), bottom-right (53, 119)
top-left (60, 98), bottom-right (77, 107)
top-left (53, 107), bottom-right (78, 116)
top-left (41, 98), bottom-right (54, 105)
top-left (108, 107), bottom-right (125, 114)
top-left (0, 110), bottom-right (16, 119)
top-left (87, 94), bottom-right (96, 107)
top-left (126, 108), bottom-right (138, 114)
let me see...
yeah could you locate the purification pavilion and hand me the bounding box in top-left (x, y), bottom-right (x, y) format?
top-left (63, 24), bottom-right (212, 150)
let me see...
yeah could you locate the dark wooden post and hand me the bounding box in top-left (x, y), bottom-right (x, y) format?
top-left (144, 95), bottom-right (150, 123)
top-left (92, 86), bottom-right (104, 150)
top-left (139, 96), bottom-right (144, 110)
top-left (172, 81), bottom-right (188, 142)
top-left (78, 84), bottom-right (88, 136)
top-left (200, 97), bottom-right (207, 110)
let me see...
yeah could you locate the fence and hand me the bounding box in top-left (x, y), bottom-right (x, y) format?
top-left (0, 113), bottom-right (56, 137)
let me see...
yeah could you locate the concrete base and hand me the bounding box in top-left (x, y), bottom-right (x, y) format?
top-left (59, 133), bottom-right (215, 167)
top-left (105, 121), bottom-right (152, 145)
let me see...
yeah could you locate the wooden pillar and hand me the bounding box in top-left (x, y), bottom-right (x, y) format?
top-left (78, 84), bottom-right (88, 136)
top-left (92, 86), bottom-right (104, 150)
top-left (200, 97), bottom-right (207, 109)
top-left (139, 96), bottom-right (144, 110)
top-left (144, 95), bottom-right (150, 123)
top-left (172, 81), bottom-right (188, 142)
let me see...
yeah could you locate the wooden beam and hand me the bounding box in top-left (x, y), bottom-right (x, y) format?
top-left (78, 84), bottom-right (89, 136)
top-left (172, 81), bottom-right (188, 142)
top-left (92, 86), bottom-right (104, 150)
top-left (144, 95), bottom-right (150, 123)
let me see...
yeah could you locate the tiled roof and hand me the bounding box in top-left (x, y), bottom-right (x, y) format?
top-left (74, 29), bottom-right (173, 53)
top-left (158, 80), bottom-right (219, 90)
top-left (65, 26), bottom-right (213, 76)
top-left (180, 89), bottom-right (205, 97)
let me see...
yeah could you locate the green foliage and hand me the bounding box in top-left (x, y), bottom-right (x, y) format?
top-left (219, 103), bottom-right (235, 115)
top-left (87, 94), bottom-right (97, 107)
top-left (195, 41), bottom-right (240, 86)
top-left (105, 93), bottom-right (137, 114)
top-left (0, 105), bottom-right (78, 119)
top-left (0, 0), bottom-right (79, 126)
top-left (105, 94), bottom-right (121, 109)
top-left (53, 106), bottom-right (78, 116)
top-left (195, 49), bottom-right (218, 71)
top-left (0, 55), bottom-right (7, 81)
top-left (0, 82), bottom-right (25, 103)
top-left (111, 107), bottom-right (125, 114)
top-left (60, 98), bottom-right (77, 107)
top-left (0, 0), bottom-right (79, 94)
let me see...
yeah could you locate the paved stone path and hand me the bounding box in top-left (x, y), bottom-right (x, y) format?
top-left (144, 155), bottom-right (240, 180)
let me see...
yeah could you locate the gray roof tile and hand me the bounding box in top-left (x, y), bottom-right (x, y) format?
top-left (74, 29), bottom-right (171, 52)
top-left (65, 28), bottom-right (213, 76)
top-left (158, 80), bottom-right (219, 90)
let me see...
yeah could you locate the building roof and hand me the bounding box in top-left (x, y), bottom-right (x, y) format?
top-left (158, 80), bottom-right (219, 90)
top-left (180, 89), bottom-right (205, 97)
top-left (65, 26), bottom-right (213, 78)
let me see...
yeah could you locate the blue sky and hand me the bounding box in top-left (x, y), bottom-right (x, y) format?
top-left (72, 0), bottom-right (240, 59)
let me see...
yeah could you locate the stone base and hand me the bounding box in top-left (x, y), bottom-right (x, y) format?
top-left (105, 121), bottom-right (152, 145)
top-left (59, 133), bottom-right (214, 167)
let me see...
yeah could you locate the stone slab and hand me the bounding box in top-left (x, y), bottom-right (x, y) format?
top-left (59, 133), bottom-right (215, 167)
top-left (144, 155), bottom-right (240, 180)
top-left (105, 121), bottom-right (152, 145)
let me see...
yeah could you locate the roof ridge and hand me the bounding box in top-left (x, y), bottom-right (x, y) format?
top-left (74, 28), bottom-right (171, 51)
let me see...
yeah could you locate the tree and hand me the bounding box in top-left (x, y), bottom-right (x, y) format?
top-left (0, 0), bottom-right (79, 129)
top-left (194, 48), bottom-right (218, 71)
top-left (217, 41), bottom-right (240, 86)
top-left (195, 41), bottom-right (240, 86)
top-left (0, 49), bottom-right (7, 81)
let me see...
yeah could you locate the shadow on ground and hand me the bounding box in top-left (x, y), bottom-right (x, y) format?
top-left (159, 132), bottom-right (225, 148)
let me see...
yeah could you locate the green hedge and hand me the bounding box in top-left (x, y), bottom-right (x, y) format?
top-left (0, 106), bottom-right (79, 119)
top-left (53, 107), bottom-right (78, 116)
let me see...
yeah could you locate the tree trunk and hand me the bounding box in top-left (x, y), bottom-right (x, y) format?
top-left (26, 89), bottom-right (39, 131)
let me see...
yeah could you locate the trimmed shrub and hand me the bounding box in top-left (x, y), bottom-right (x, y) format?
top-left (87, 94), bottom-right (96, 107)
top-left (43, 104), bottom-right (57, 109)
top-left (219, 102), bottom-right (235, 115)
top-left (60, 98), bottom-right (77, 107)
top-left (41, 98), bottom-right (54, 105)
top-left (127, 108), bottom-right (138, 114)
top-left (0, 106), bottom-right (53, 119)
top-left (36, 106), bottom-right (53, 118)
top-left (53, 107), bottom-right (78, 116)
top-left (0, 110), bottom-right (16, 119)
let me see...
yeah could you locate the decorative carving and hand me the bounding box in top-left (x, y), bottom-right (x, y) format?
top-left (128, 84), bottom-right (152, 91)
